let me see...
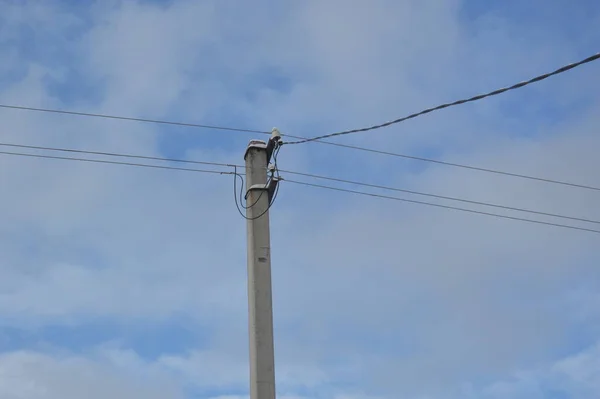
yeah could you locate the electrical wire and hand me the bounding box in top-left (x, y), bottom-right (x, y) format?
top-left (0, 150), bottom-right (234, 175)
top-left (267, 145), bottom-right (283, 209)
top-left (243, 143), bottom-right (282, 211)
top-left (0, 141), bottom-right (277, 220)
top-left (279, 169), bottom-right (600, 225)
top-left (234, 175), bottom-right (280, 221)
top-left (0, 148), bottom-right (264, 220)
top-left (234, 166), bottom-right (260, 219)
top-left (233, 143), bottom-right (282, 220)
top-left (284, 52), bottom-right (600, 144)
top-left (0, 104), bottom-right (269, 135)
top-left (0, 141), bottom-right (594, 223)
top-left (242, 141), bottom-right (282, 210)
top-left (279, 137), bottom-right (600, 191)
top-left (285, 179), bottom-right (600, 235)
top-left (0, 142), bottom-right (243, 169)
top-left (2, 140), bottom-right (597, 192)
top-left (235, 167), bottom-right (271, 210)
top-left (1, 146), bottom-right (597, 234)
top-left (273, 144), bottom-right (282, 179)
top-left (2, 100), bottom-right (598, 191)
top-left (241, 175), bottom-right (271, 209)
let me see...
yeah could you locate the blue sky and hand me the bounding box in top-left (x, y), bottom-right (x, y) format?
top-left (0, 1), bottom-right (599, 398)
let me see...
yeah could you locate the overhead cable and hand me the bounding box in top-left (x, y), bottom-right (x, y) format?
top-left (2, 141), bottom-right (597, 192)
top-left (2, 99), bottom-right (599, 191)
top-left (0, 150), bottom-right (233, 175)
top-left (2, 147), bottom-right (597, 234)
top-left (285, 180), bottom-right (600, 235)
top-left (0, 142), bottom-right (243, 169)
top-left (284, 52), bottom-right (600, 144)
top-left (281, 170), bottom-right (600, 225)
top-left (0, 104), bottom-right (269, 135)
top-left (1, 141), bottom-right (596, 226)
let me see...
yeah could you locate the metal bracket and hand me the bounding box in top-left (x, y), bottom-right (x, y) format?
top-left (245, 183), bottom-right (268, 201)
top-left (244, 177), bottom-right (282, 204)
top-left (267, 177), bottom-right (281, 203)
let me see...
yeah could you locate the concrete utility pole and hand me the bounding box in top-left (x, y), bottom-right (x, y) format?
top-left (244, 129), bottom-right (281, 399)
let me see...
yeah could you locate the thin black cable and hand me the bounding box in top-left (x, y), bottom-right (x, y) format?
top-left (233, 143), bottom-right (282, 220)
top-left (0, 141), bottom-right (275, 216)
top-left (238, 143), bottom-right (282, 211)
top-left (0, 149), bottom-right (258, 220)
top-left (285, 52), bottom-right (600, 144)
top-left (3, 141), bottom-right (597, 192)
top-left (233, 166), bottom-right (254, 218)
top-left (0, 142), bottom-right (243, 169)
top-left (233, 171), bottom-right (274, 221)
top-left (0, 146), bottom-right (275, 220)
top-left (282, 138), bottom-right (600, 192)
top-left (0, 150), bottom-right (234, 175)
top-left (267, 145), bottom-right (283, 206)
top-left (0, 104), bottom-right (269, 135)
top-left (280, 170), bottom-right (600, 225)
top-left (3, 147), bottom-right (596, 233)
top-left (285, 179), bottom-right (600, 235)
top-left (265, 144), bottom-right (283, 207)
top-left (1, 98), bottom-right (597, 192)
top-left (239, 173), bottom-right (272, 210)
top-left (2, 141), bottom-right (594, 222)
top-left (273, 144), bottom-right (282, 179)
top-left (270, 173), bottom-right (282, 205)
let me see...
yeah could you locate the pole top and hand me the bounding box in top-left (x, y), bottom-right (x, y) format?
top-left (244, 139), bottom-right (267, 160)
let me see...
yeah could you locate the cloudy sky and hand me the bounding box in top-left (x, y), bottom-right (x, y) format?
top-left (0, 1), bottom-right (599, 398)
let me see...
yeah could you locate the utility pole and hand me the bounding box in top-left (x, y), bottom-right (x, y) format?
top-left (244, 129), bottom-right (281, 399)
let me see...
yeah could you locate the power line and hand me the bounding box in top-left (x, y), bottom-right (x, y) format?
top-left (284, 52), bottom-right (600, 144)
top-left (286, 139), bottom-right (600, 192)
top-left (0, 150), bottom-right (234, 175)
top-left (1, 141), bottom-right (596, 225)
top-left (2, 145), bottom-right (598, 234)
top-left (285, 179), bottom-right (600, 235)
top-left (281, 170), bottom-right (600, 225)
top-left (0, 143), bottom-right (274, 218)
top-left (0, 104), bottom-right (269, 135)
top-left (0, 146), bottom-right (273, 220)
top-left (0, 142), bottom-right (244, 169)
top-left (2, 103), bottom-right (598, 191)
top-left (2, 141), bottom-right (598, 193)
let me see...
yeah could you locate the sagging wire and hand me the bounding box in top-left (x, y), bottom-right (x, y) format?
top-left (269, 143), bottom-right (283, 204)
top-left (233, 142), bottom-right (282, 220)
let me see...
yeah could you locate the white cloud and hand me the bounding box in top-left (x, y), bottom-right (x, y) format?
top-left (477, 341), bottom-right (600, 399)
top-left (0, 350), bottom-right (183, 399)
top-left (0, 1), bottom-right (599, 398)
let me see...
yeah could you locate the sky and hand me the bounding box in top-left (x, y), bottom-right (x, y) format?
top-left (0, 0), bottom-right (599, 398)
